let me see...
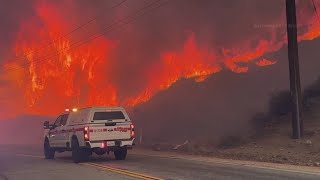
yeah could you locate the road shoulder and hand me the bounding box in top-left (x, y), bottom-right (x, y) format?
top-left (131, 148), bottom-right (320, 175)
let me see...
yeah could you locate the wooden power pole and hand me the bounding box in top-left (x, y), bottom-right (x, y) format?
top-left (285, 0), bottom-right (303, 139)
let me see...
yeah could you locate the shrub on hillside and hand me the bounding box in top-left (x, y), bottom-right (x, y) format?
top-left (218, 136), bottom-right (246, 149)
top-left (268, 91), bottom-right (291, 117)
top-left (304, 78), bottom-right (320, 107)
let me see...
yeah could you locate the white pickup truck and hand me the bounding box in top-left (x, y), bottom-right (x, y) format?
top-left (43, 106), bottom-right (135, 163)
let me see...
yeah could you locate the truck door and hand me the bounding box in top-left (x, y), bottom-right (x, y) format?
top-left (58, 114), bottom-right (69, 147)
top-left (49, 115), bottom-right (63, 147)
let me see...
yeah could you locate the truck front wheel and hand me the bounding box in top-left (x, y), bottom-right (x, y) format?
top-left (44, 139), bottom-right (55, 159)
top-left (114, 148), bottom-right (127, 160)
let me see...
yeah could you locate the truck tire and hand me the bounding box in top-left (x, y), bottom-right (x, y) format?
top-left (114, 148), bottom-right (127, 160)
top-left (71, 138), bottom-right (89, 163)
top-left (44, 139), bottom-right (55, 159)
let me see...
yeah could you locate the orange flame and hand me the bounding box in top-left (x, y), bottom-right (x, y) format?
top-left (1, 1), bottom-right (320, 117)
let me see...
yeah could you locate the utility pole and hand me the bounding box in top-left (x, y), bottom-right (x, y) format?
top-left (286, 0), bottom-right (303, 139)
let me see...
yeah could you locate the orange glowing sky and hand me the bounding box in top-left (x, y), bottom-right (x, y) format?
top-left (0, 0), bottom-right (320, 118)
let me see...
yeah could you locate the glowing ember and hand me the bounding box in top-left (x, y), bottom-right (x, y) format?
top-left (256, 59), bottom-right (277, 66)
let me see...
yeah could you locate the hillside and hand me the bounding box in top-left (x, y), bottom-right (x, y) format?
top-left (211, 78), bottom-right (320, 166)
top-left (145, 78), bottom-right (320, 167)
top-left (129, 38), bottom-right (320, 167)
top-left (210, 97), bottom-right (320, 166)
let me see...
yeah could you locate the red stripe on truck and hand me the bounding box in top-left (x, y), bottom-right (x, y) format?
top-left (49, 128), bottom-right (84, 135)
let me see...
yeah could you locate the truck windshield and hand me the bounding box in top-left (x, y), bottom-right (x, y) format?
top-left (93, 111), bottom-right (125, 120)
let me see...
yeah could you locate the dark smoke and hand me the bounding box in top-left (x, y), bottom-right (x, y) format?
top-left (130, 37), bottom-right (320, 145)
top-left (0, 115), bottom-right (52, 145)
top-left (5, 0), bottom-right (288, 97)
top-left (0, 0), bottom-right (35, 59)
top-left (0, 0), bottom-right (319, 145)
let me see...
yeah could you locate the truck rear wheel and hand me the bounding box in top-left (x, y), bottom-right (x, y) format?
top-left (71, 138), bottom-right (89, 163)
top-left (44, 139), bottom-right (55, 159)
top-left (114, 148), bottom-right (127, 160)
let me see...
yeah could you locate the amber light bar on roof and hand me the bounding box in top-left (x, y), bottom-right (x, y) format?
top-left (65, 108), bottom-right (78, 112)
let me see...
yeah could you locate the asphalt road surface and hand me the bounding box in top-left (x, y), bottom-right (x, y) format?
top-left (0, 145), bottom-right (320, 180)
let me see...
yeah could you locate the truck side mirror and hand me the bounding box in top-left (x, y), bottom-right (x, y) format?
top-left (43, 121), bottom-right (50, 129)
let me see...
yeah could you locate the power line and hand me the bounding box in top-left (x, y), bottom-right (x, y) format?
top-left (0, 0), bottom-right (169, 76)
top-left (11, 0), bottom-right (127, 64)
top-left (1, 0), bottom-right (163, 74)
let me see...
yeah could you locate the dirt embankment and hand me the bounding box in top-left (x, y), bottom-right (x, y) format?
top-left (145, 119), bottom-right (320, 167)
top-left (143, 94), bottom-right (320, 167)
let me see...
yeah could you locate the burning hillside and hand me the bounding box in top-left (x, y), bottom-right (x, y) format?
top-left (0, 0), bottom-right (320, 118)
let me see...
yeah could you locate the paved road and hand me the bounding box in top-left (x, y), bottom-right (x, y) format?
top-left (0, 145), bottom-right (320, 180)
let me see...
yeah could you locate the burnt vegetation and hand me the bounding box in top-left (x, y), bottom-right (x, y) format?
top-left (250, 76), bottom-right (320, 136)
top-left (217, 76), bottom-right (320, 149)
